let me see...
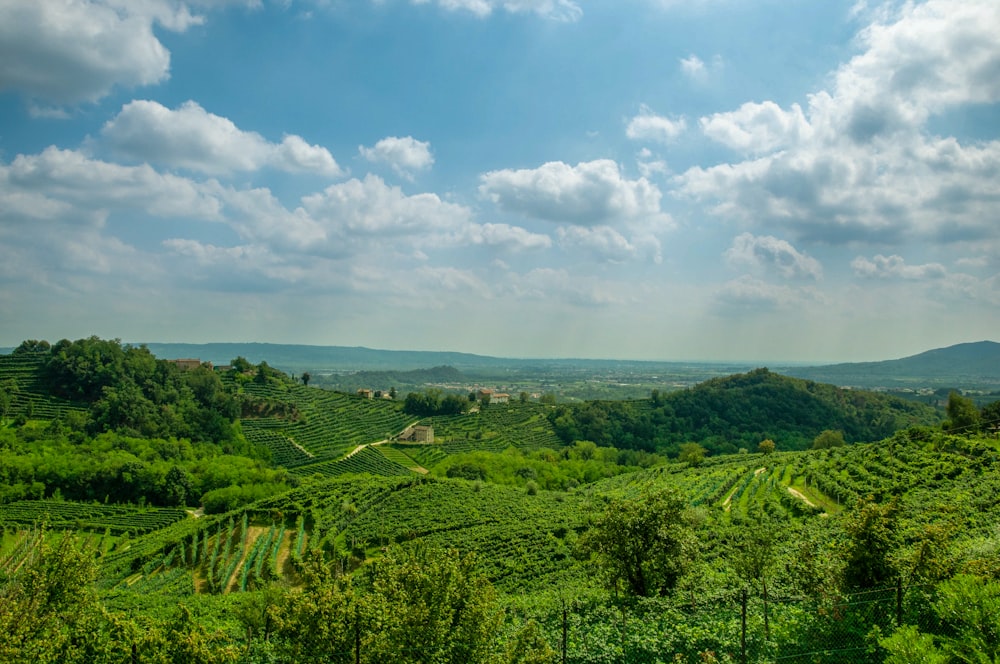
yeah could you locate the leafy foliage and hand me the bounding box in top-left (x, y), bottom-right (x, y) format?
top-left (549, 368), bottom-right (940, 456)
top-left (579, 489), bottom-right (697, 597)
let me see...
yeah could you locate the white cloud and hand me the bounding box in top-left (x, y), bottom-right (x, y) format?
top-left (724, 233), bottom-right (822, 280)
top-left (851, 254), bottom-right (947, 281)
top-left (411, 0), bottom-right (582, 21)
top-left (676, 0), bottom-right (1000, 245)
top-left (679, 53), bottom-right (721, 81)
top-left (479, 159), bottom-right (666, 226)
top-left (635, 148), bottom-right (670, 180)
top-left (457, 223), bottom-right (552, 251)
top-left (102, 100), bottom-right (343, 177)
top-left (2, 146), bottom-right (223, 222)
top-left (850, 253), bottom-right (1000, 306)
top-left (680, 55), bottom-right (705, 78)
top-left (301, 174), bottom-right (471, 239)
top-left (557, 226), bottom-right (637, 263)
top-left (359, 136), bottom-right (434, 180)
top-left (626, 105), bottom-right (686, 144)
top-left (700, 101), bottom-right (811, 154)
top-left (834, 0), bottom-right (1000, 126)
top-left (0, 0), bottom-right (190, 104)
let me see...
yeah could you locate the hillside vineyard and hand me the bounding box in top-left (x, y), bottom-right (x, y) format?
top-left (2, 338), bottom-right (1000, 663)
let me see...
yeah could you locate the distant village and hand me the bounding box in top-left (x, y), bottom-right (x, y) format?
top-left (167, 358), bottom-right (518, 407)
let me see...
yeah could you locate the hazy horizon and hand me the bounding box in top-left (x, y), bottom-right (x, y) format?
top-left (4, 337), bottom-right (995, 368)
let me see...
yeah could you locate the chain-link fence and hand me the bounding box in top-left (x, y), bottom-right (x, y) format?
top-left (506, 581), bottom-right (933, 664)
top-left (113, 582), bottom-right (933, 663)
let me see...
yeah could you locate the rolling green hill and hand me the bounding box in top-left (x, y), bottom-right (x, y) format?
top-left (549, 368), bottom-right (941, 455)
top-left (782, 340), bottom-right (1000, 389)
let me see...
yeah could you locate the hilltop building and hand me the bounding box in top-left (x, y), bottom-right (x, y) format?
top-left (399, 425), bottom-right (434, 443)
top-left (169, 358), bottom-right (206, 371)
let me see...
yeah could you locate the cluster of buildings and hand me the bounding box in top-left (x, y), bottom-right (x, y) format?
top-left (476, 388), bottom-right (510, 404)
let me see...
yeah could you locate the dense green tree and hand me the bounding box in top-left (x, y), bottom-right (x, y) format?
top-left (0, 532), bottom-right (98, 662)
top-left (301, 371), bottom-right (311, 386)
top-left (981, 400), bottom-right (1000, 429)
top-left (505, 620), bottom-right (558, 664)
top-left (365, 546), bottom-right (505, 664)
top-left (403, 389), bottom-right (469, 416)
top-left (580, 489), bottom-right (697, 597)
top-left (812, 429), bottom-right (846, 449)
top-left (270, 546), bottom-right (507, 664)
top-left (945, 391), bottom-right (980, 433)
top-left (758, 438), bottom-right (776, 454)
top-left (163, 465), bottom-right (196, 507)
top-left (842, 496), bottom-right (900, 590)
top-left (678, 442), bottom-right (706, 466)
top-left (230, 356), bottom-right (253, 373)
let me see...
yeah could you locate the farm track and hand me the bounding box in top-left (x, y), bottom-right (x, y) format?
top-left (786, 486), bottom-right (820, 510)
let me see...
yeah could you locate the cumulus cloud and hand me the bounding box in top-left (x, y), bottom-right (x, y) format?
top-left (1, 146), bottom-right (223, 222)
top-left (851, 254), bottom-right (947, 280)
top-left (0, 0), bottom-right (193, 105)
top-left (359, 136), bottom-right (434, 180)
top-left (479, 159), bottom-right (666, 226)
top-left (626, 105), bottom-right (686, 144)
top-left (676, 0), bottom-right (1000, 245)
top-left (410, 0), bottom-right (582, 21)
top-left (700, 102), bottom-right (811, 154)
top-left (301, 174), bottom-right (471, 239)
top-left (102, 100), bottom-right (343, 177)
top-left (849, 253), bottom-right (1000, 306)
top-left (724, 233), bottom-right (822, 280)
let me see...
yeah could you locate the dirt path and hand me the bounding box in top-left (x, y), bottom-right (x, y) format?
top-left (786, 486), bottom-right (826, 515)
top-left (344, 443), bottom-right (369, 458)
top-left (288, 437), bottom-right (314, 459)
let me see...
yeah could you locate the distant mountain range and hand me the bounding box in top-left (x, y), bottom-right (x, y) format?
top-left (3, 339), bottom-right (996, 390)
top-left (134, 342), bottom-right (754, 377)
top-left (779, 341), bottom-right (1000, 390)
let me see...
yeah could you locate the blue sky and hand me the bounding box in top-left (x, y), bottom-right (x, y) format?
top-left (1, 0), bottom-right (998, 362)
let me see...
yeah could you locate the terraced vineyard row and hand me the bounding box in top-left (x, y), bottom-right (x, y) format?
top-left (0, 500), bottom-right (189, 534)
top-left (0, 352), bottom-right (88, 420)
top-left (238, 382), bottom-right (412, 466)
top-left (425, 403), bottom-right (562, 451)
top-left (288, 445), bottom-right (415, 478)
